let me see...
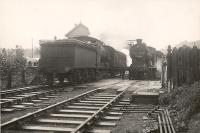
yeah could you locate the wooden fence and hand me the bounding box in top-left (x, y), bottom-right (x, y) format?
top-left (163, 45), bottom-right (200, 89)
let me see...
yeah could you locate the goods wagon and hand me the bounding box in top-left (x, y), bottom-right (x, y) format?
top-left (129, 39), bottom-right (157, 80)
top-left (39, 36), bottom-right (127, 84)
top-left (39, 39), bottom-right (97, 84)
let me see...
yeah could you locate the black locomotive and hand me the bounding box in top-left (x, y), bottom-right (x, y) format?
top-left (39, 36), bottom-right (126, 85)
top-left (129, 39), bottom-right (159, 80)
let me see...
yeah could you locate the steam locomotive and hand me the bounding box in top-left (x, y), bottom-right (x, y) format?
top-left (129, 39), bottom-right (160, 80)
top-left (39, 36), bottom-right (126, 85)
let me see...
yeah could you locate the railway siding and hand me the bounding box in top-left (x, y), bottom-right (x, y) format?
top-left (1, 84), bottom-right (132, 133)
top-left (1, 85), bottom-right (64, 112)
top-left (0, 79), bottom-right (123, 124)
top-left (1, 80), bottom-right (176, 133)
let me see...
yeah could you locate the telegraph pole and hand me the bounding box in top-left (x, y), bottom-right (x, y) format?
top-left (32, 38), bottom-right (33, 58)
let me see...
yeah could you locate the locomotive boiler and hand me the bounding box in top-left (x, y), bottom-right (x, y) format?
top-left (129, 39), bottom-right (158, 80)
top-left (39, 36), bottom-right (126, 85)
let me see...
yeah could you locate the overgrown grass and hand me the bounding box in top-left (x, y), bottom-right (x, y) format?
top-left (159, 81), bottom-right (200, 132)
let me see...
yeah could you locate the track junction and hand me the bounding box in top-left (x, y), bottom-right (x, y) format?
top-left (1, 79), bottom-right (176, 133)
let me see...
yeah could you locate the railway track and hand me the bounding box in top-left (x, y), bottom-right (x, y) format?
top-left (158, 108), bottom-right (176, 133)
top-left (0, 85), bottom-right (66, 112)
top-left (1, 84), bottom-right (131, 133)
top-left (111, 104), bottom-right (176, 133)
top-left (0, 81), bottom-right (121, 113)
top-left (1, 85), bottom-right (48, 98)
top-left (1, 80), bottom-right (176, 133)
top-left (0, 82), bottom-right (70, 99)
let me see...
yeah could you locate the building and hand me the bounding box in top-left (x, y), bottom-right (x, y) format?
top-left (26, 57), bottom-right (39, 67)
top-left (65, 23), bottom-right (90, 38)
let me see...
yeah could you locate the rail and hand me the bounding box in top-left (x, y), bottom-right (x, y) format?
top-left (72, 85), bottom-right (131, 133)
top-left (1, 88), bottom-right (101, 131)
top-left (1, 85), bottom-right (131, 133)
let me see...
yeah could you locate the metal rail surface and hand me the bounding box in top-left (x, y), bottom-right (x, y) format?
top-left (0, 85), bottom-right (48, 98)
top-left (0, 81), bottom-right (71, 98)
top-left (0, 84), bottom-right (66, 109)
top-left (1, 87), bottom-right (63, 109)
top-left (108, 104), bottom-right (176, 133)
top-left (158, 109), bottom-right (176, 133)
top-left (1, 84), bottom-right (131, 133)
top-left (0, 81), bottom-right (121, 113)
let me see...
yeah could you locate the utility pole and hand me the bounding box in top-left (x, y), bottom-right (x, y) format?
top-left (32, 38), bottom-right (33, 58)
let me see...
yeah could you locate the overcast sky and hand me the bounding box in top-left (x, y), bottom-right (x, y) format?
top-left (0, 0), bottom-right (200, 50)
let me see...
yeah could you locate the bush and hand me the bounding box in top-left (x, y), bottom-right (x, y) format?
top-left (159, 81), bottom-right (200, 132)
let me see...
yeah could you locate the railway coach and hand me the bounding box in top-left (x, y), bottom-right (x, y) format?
top-left (39, 36), bottom-right (126, 85)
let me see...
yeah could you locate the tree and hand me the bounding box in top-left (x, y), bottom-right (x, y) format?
top-left (0, 46), bottom-right (26, 89)
top-left (14, 45), bottom-right (26, 85)
top-left (0, 48), bottom-right (14, 88)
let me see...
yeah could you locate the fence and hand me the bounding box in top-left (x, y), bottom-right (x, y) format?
top-left (163, 45), bottom-right (200, 89)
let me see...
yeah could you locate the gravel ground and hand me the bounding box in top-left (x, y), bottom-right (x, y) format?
top-left (112, 112), bottom-right (146, 133)
top-left (111, 80), bottom-right (161, 133)
top-left (1, 79), bottom-right (123, 124)
top-left (127, 80), bottom-right (161, 92)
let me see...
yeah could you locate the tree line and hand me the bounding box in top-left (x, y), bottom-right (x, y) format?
top-left (0, 46), bottom-right (26, 89)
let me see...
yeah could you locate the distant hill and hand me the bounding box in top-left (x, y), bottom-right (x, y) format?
top-left (175, 40), bottom-right (200, 48)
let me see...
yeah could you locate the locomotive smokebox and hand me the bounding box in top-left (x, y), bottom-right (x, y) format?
top-left (136, 39), bottom-right (142, 44)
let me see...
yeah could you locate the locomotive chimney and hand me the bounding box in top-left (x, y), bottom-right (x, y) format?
top-left (136, 39), bottom-right (142, 44)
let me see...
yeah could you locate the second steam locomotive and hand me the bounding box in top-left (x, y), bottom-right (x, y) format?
top-left (39, 36), bottom-right (126, 85)
top-left (129, 39), bottom-right (162, 80)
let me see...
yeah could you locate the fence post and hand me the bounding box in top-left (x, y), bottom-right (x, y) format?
top-left (161, 58), bottom-right (167, 88)
top-left (172, 47), bottom-right (178, 88)
top-left (177, 47), bottom-right (184, 86)
top-left (184, 47), bottom-right (191, 84)
top-left (191, 46), bottom-right (199, 82)
top-left (167, 45), bottom-right (172, 92)
top-left (199, 49), bottom-right (200, 81)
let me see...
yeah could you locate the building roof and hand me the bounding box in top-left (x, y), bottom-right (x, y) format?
top-left (65, 23), bottom-right (90, 38)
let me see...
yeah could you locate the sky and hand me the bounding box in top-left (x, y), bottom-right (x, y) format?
top-left (0, 0), bottom-right (200, 50)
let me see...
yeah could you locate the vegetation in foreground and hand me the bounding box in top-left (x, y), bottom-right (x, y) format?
top-left (0, 46), bottom-right (39, 90)
top-left (160, 81), bottom-right (200, 133)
